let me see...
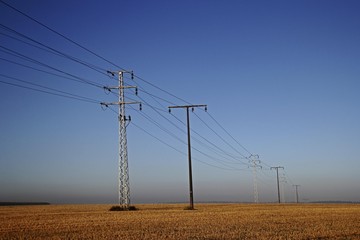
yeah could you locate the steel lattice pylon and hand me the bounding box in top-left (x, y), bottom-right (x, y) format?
top-left (249, 154), bottom-right (261, 203)
top-left (280, 174), bottom-right (287, 203)
top-left (101, 71), bottom-right (140, 209)
top-left (118, 71), bottom-right (130, 208)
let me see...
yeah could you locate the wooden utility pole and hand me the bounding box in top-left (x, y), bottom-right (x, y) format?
top-left (271, 166), bottom-right (284, 203)
top-left (293, 185), bottom-right (301, 203)
top-left (168, 104), bottom-right (207, 210)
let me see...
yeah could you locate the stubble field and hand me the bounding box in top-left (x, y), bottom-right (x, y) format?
top-left (1, 203), bottom-right (359, 239)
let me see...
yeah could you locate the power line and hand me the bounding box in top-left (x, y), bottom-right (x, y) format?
top-left (130, 103), bottom-right (247, 170)
top-left (131, 121), bottom-right (186, 156)
top-left (0, 46), bottom-right (103, 88)
top-left (126, 116), bottom-right (249, 171)
top-left (193, 111), bottom-right (249, 161)
top-left (127, 77), bottom-right (177, 107)
top-left (131, 93), bottom-right (248, 165)
top-left (130, 105), bottom-right (187, 145)
top-left (1, 0), bottom-right (201, 125)
top-left (0, 75), bottom-right (100, 104)
top-left (111, 73), bottom-right (266, 170)
top-left (132, 75), bottom-right (191, 105)
top-left (283, 169), bottom-right (295, 186)
top-left (191, 144), bottom-right (248, 169)
top-left (0, 24), bottom-right (108, 76)
top-left (121, 80), bottom-right (253, 169)
top-left (128, 94), bottom-right (245, 168)
top-left (107, 105), bottom-right (248, 172)
top-left (256, 172), bottom-right (274, 188)
top-left (2, 0), bottom-right (193, 108)
top-left (259, 167), bottom-right (273, 178)
top-left (0, 57), bottom-right (103, 88)
top-left (0, 0), bottom-right (125, 72)
top-left (136, 98), bottom-right (249, 167)
top-left (135, 93), bottom-right (188, 136)
top-left (130, 89), bottom-right (241, 164)
top-left (168, 111), bottom-right (249, 165)
top-left (206, 111), bottom-right (253, 156)
top-left (1, 0), bottom-right (206, 117)
top-left (190, 128), bottom-right (251, 165)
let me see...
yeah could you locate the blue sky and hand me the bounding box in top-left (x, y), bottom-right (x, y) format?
top-left (1, 0), bottom-right (360, 204)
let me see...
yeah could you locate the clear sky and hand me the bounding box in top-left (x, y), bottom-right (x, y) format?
top-left (1, 0), bottom-right (359, 204)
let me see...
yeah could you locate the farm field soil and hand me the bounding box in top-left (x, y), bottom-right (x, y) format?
top-left (1, 203), bottom-right (360, 239)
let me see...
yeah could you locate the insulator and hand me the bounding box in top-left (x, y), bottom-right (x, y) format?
top-left (135, 87), bottom-right (138, 95)
top-left (205, 106), bottom-right (207, 112)
top-left (100, 103), bottom-right (107, 111)
top-left (192, 107), bottom-right (194, 112)
top-left (128, 115), bottom-right (132, 122)
top-left (139, 103), bottom-right (142, 111)
top-left (103, 86), bottom-right (111, 94)
top-left (131, 71), bottom-right (134, 80)
top-left (169, 108), bottom-right (171, 113)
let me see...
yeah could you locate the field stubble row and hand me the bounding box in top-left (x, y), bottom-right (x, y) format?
top-left (1, 203), bottom-right (359, 239)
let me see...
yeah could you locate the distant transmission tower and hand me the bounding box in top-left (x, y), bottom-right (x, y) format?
top-left (101, 70), bottom-right (141, 209)
top-left (249, 154), bottom-right (261, 203)
top-left (280, 174), bottom-right (287, 203)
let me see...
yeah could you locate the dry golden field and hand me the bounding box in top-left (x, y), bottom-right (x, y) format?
top-left (1, 203), bottom-right (360, 239)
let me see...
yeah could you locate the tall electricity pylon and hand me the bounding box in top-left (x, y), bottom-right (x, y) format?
top-left (168, 104), bottom-right (207, 210)
top-left (280, 174), bottom-right (287, 203)
top-left (249, 154), bottom-right (261, 203)
top-left (101, 71), bottom-right (140, 209)
top-left (271, 166), bottom-right (284, 203)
